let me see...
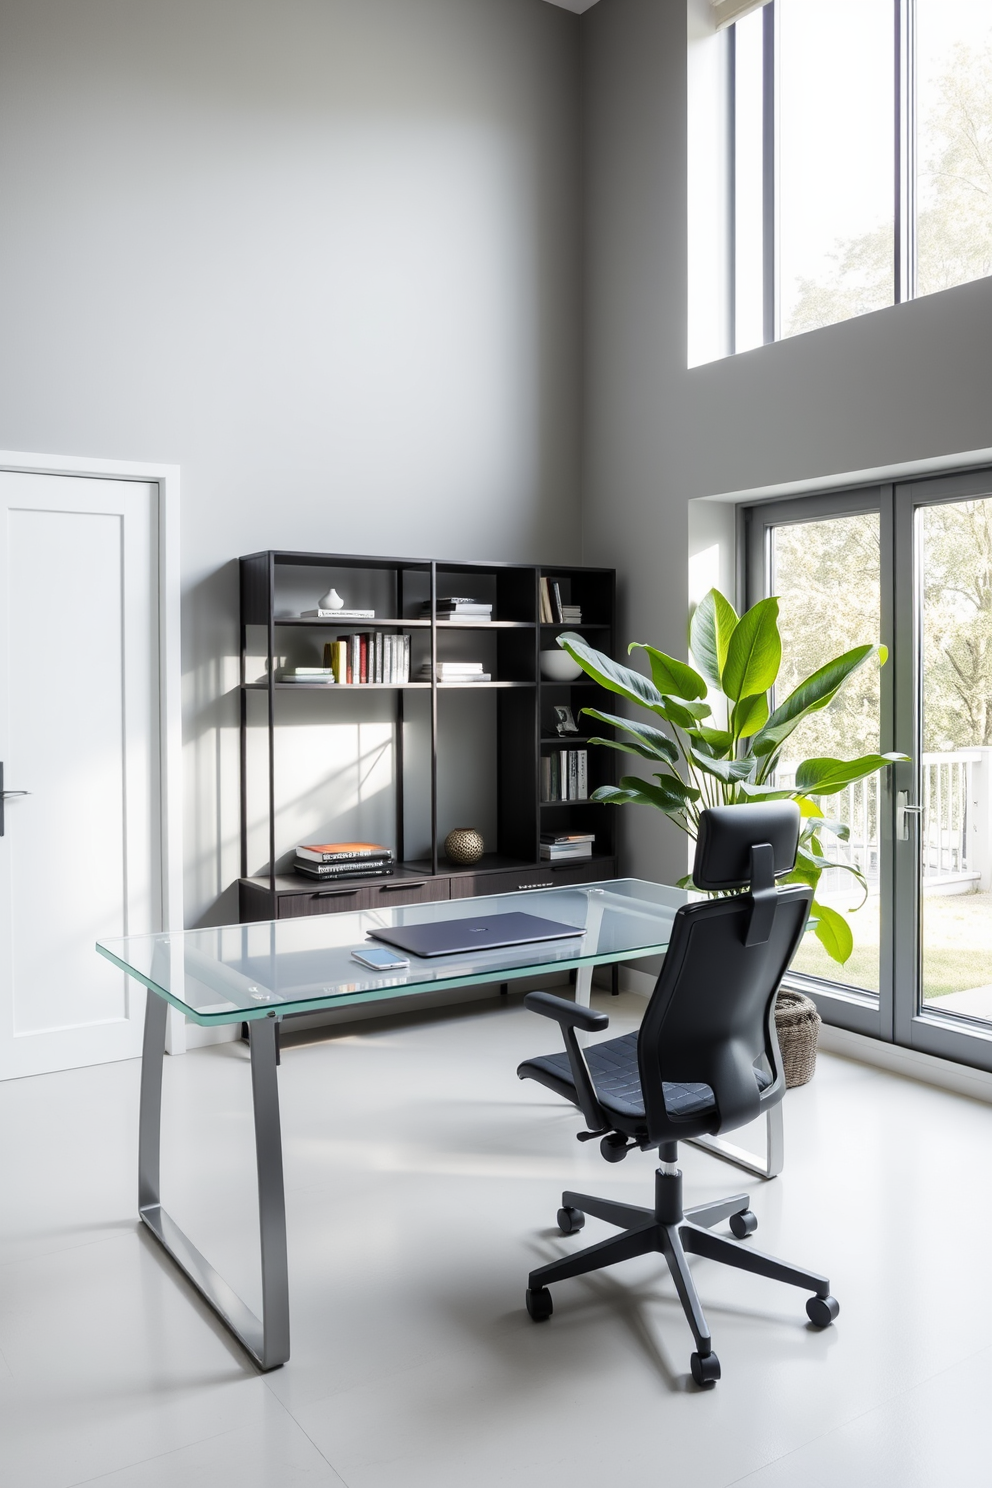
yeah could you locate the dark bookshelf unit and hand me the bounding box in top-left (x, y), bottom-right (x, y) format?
top-left (238, 551), bottom-right (617, 922)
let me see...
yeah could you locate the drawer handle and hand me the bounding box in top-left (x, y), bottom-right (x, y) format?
top-left (378, 881), bottom-right (424, 892)
top-left (518, 881), bottom-right (553, 890)
top-left (313, 888), bottom-right (361, 898)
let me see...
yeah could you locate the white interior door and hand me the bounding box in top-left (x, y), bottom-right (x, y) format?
top-left (0, 472), bottom-right (161, 1078)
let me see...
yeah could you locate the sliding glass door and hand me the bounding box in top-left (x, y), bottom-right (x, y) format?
top-left (746, 468), bottom-right (992, 1071)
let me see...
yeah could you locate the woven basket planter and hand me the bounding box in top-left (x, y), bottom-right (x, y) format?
top-left (774, 988), bottom-right (821, 1089)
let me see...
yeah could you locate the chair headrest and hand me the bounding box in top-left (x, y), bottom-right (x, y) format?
top-left (692, 801), bottom-right (801, 891)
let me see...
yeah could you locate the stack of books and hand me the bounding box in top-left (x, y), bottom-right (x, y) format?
top-left (280, 667), bottom-right (335, 685)
top-left (540, 832), bottom-right (595, 862)
top-left (300, 606), bottom-right (375, 620)
top-left (294, 841), bottom-right (394, 881)
top-left (418, 661), bottom-right (491, 683)
top-left (539, 578), bottom-right (582, 626)
top-left (324, 634), bottom-right (411, 684)
top-left (541, 748), bottom-right (589, 801)
top-left (420, 598), bottom-right (493, 622)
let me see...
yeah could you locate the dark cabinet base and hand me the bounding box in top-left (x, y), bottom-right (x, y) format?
top-left (239, 858), bottom-right (617, 922)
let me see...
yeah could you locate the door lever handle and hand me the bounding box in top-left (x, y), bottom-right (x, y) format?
top-left (896, 790), bottom-right (923, 841)
top-left (0, 763), bottom-right (29, 837)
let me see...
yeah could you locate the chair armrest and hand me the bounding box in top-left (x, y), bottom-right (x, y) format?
top-left (523, 991), bottom-right (609, 1033)
top-left (522, 992), bottom-right (609, 1130)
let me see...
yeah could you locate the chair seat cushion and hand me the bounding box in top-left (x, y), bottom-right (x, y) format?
top-left (518, 1031), bottom-right (770, 1127)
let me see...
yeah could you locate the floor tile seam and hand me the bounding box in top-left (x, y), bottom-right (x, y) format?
top-left (260, 1374), bottom-right (354, 1485)
top-left (720, 1337), bottom-right (992, 1488)
top-left (0, 1225), bottom-right (141, 1274)
top-left (61, 1417), bottom-right (263, 1488)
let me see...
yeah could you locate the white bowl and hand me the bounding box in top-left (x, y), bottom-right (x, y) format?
top-left (540, 647), bottom-right (583, 682)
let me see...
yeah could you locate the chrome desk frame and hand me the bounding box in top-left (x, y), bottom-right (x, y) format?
top-left (138, 993), bottom-right (289, 1370)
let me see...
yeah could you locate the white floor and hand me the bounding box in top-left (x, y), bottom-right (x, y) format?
top-left (3, 989), bottom-right (992, 1488)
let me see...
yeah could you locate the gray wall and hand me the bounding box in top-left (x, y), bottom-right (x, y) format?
top-left (0, 0), bottom-right (582, 924)
top-left (580, 0), bottom-right (992, 887)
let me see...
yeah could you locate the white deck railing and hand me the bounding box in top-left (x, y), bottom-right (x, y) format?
top-left (776, 749), bottom-right (988, 890)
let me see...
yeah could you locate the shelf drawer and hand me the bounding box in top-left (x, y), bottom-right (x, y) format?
top-left (545, 859), bottom-right (616, 887)
top-left (366, 878), bottom-right (450, 908)
top-left (277, 884), bottom-right (371, 917)
top-left (450, 866), bottom-right (558, 898)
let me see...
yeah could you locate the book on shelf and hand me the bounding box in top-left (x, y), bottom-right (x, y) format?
top-left (539, 577), bottom-right (554, 623)
top-left (301, 608), bottom-right (375, 620)
top-left (281, 667), bottom-right (336, 684)
top-left (540, 842), bottom-right (593, 860)
top-left (540, 832), bottom-right (596, 845)
top-left (559, 607), bottom-right (582, 624)
top-left (294, 860), bottom-right (394, 880)
top-left (541, 748), bottom-right (589, 802)
top-left (296, 841), bottom-right (392, 863)
top-left (324, 633), bottom-right (410, 684)
top-left (420, 598), bottom-right (492, 618)
top-left (418, 661), bottom-right (491, 682)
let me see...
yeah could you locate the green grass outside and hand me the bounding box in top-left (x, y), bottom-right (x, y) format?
top-left (790, 890), bottom-right (992, 1002)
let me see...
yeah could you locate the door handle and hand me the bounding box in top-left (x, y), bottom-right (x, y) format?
top-left (0, 763), bottom-right (30, 837)
top-left (896, 790), bottom-right (924, 841)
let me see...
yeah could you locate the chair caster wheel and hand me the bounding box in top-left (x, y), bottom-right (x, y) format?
top-left (729, 1208), bottom-right (757, 1239)
top-left (690, 1350), bottom-right (721, 1387)
top-left (526, 1287), bottom-right (554, 1322)
top-left (806, 1293), bottom-right (839, 1328)
top-left (557, 1206), bottom-right (585, 1235)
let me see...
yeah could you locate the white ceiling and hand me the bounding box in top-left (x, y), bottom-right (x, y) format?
top-left (541, 0), bottom-right (602, 13)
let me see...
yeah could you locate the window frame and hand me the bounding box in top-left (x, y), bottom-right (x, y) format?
top-left (731, 0), bottom-right (919, 348)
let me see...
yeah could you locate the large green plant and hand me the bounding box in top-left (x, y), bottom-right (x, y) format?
top-left (559, 589), bottom-right (907, 965)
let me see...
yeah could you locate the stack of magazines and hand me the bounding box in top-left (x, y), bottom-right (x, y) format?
top-left (293, 841), bottom-right (394, 881)
top-left (420, 597), bottom-right (493, 622)
top-left (417, 661), bottom-right (491, 683)
top-left (540, 832), bottom-right (594, 861)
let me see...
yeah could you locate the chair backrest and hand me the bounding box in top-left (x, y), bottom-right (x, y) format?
top-left (637, 801), bottom-right (813, 1140)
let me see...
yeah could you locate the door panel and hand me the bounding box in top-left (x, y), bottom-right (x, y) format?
top-left (0, 473), bottom-right (160, 1077)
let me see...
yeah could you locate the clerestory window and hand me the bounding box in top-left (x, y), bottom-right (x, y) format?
top-left (727, 0), bottom-right (992, 351)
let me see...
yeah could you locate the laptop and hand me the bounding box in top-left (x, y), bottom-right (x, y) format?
top-left (368, 911), bottom-right (585, 959)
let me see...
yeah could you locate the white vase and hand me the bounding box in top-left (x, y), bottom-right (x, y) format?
top-left (318, 588), bottom-right (344, 611)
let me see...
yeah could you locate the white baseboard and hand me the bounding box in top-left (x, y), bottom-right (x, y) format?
top-left (817, 1023), bottom-right (992, 1105)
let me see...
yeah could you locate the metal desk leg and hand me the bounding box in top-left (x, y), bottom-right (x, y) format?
top-left (686, 1101), bottom-right (784, 1180)
top-left (574, 963), bottom-right (593, 1008)
top-left (137, 993), bottom-right (290, 1369)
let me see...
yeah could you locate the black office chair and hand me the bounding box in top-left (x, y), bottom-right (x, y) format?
top-left (517, 801), bottom-right (838, 1387)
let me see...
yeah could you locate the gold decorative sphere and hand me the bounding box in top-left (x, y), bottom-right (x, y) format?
top-left (444, 828), bottom-right (485, 865)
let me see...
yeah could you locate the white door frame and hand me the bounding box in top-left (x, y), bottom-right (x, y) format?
top-left (0, 449), bottom-right (186, 1054)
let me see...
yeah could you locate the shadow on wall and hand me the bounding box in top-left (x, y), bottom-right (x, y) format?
top-left (183, 559), bottom-right (241, 930)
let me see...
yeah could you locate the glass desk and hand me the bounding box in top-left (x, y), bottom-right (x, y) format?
top-left (96, 878), bottom-right (780, 1369)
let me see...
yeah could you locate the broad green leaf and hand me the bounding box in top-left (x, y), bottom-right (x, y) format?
top-left (731, 692), bottom-right (769, 739)
top-left (795, 752), bottom-right (907, 796)
top-left (695, 726), bottom-right (734, 756)
top-left (797, 797), bottom-right (824, 818)
top-left (556, 633), bottom-right (666, 714)
top-left (657, 696), bottom-right (711, 729)
top-left (618, 773), bottom-right (701, 811)
top-left (737, 782), bottom-right (795, 800)
top-left (811, 902), bottom-right (854, 964)
top-left (721, 597), bottom-right (782, 703)
top-left (689, 588), bottom-right (739, 690)
top-left (580, 708), bottom-right (678, 764)
top-left (588, 735), bottom-right (675, 764)
top-left (685, 743), bottom-right (755, 785)
top-left (628, 643), bottom-right (707, 701)
top-left (752, 644), bottom-right (886, 756)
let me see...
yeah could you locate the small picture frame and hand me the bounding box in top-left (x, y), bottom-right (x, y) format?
top-left (553, 704), bottom-right (580, 736)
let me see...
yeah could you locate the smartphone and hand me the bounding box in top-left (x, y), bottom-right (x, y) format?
top-left (351, 946), bottom-right (411, 972)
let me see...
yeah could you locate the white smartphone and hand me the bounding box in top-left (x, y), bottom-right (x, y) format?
top-left (351, 946), bottom-right (411, 972)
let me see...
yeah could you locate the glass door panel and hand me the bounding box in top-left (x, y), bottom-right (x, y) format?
top-left (770, 511), bottom-right (882, 996)
top-left (917, 498), bottom-right (992, 1024)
